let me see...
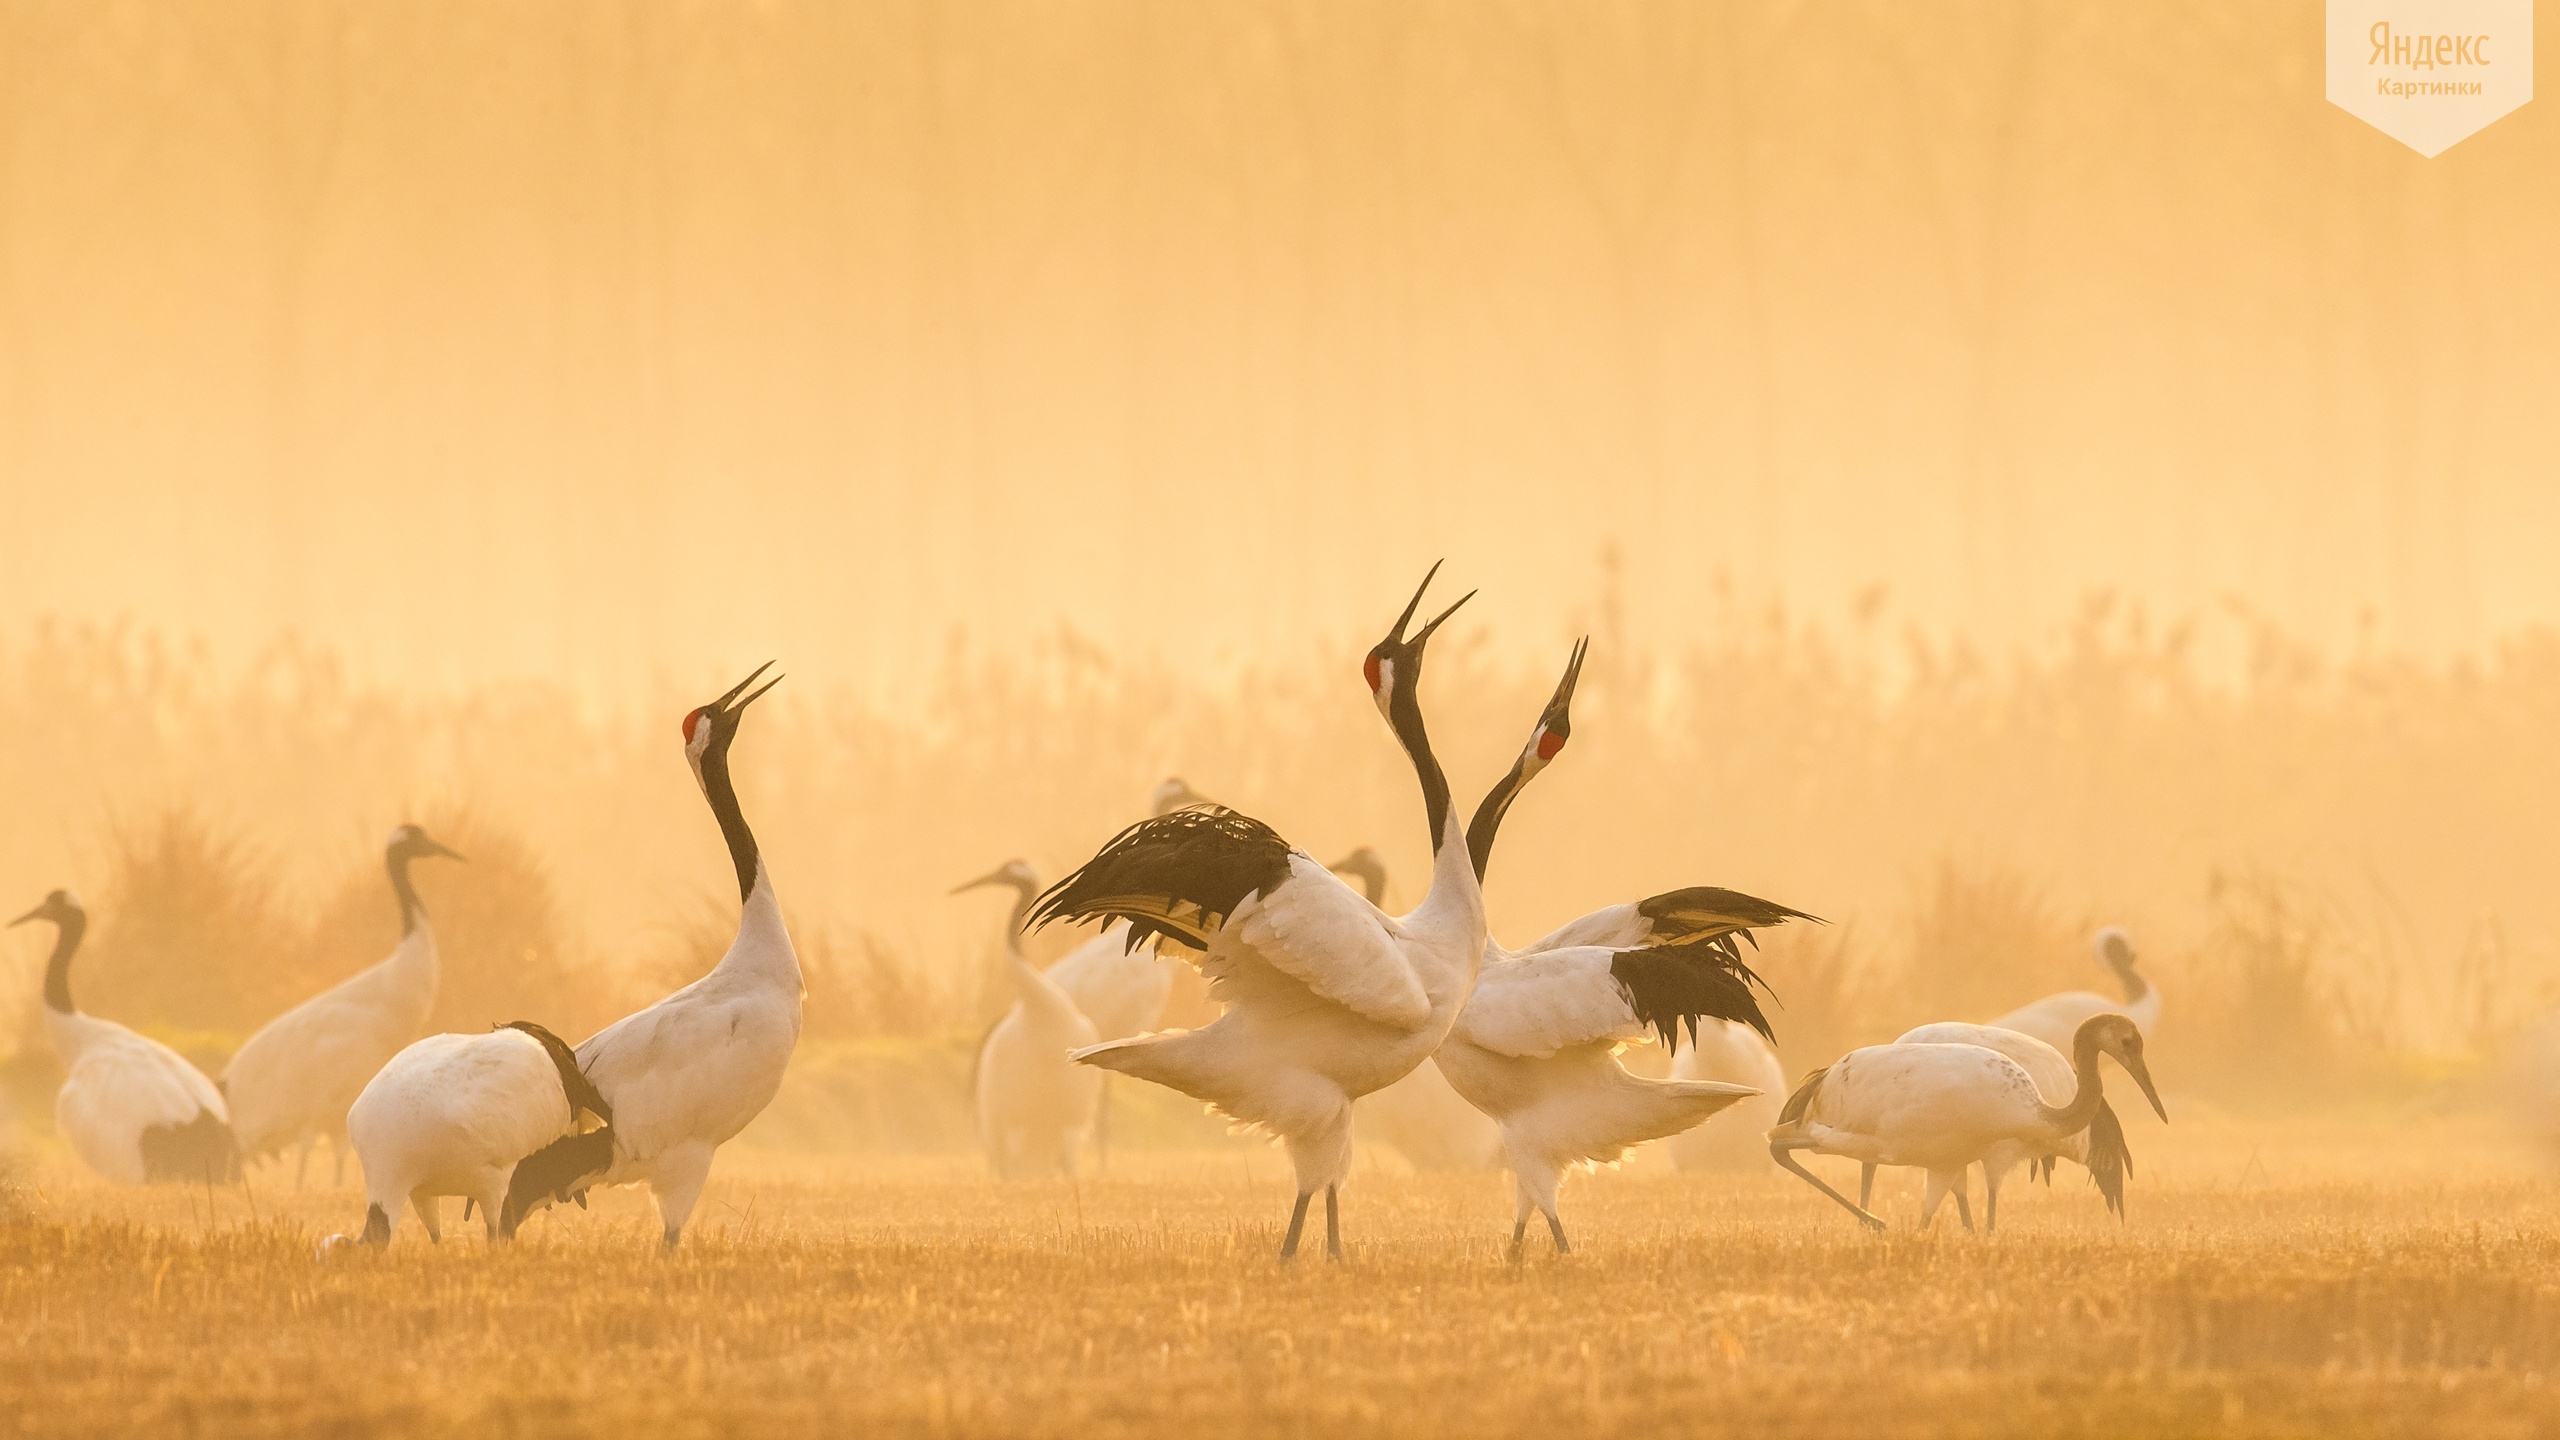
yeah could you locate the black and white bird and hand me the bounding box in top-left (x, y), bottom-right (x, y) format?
top-left (1853, 1021), bottom-right (2134, 1225)
top-left (1031, 566), bottom-right (1488, 1261)
top-left (327, 1021), bottom-right (611, 1248)
top-left (958, 860), bottom-right (1102, 1179)
top-left (1989, 927), bottom-right (2159, 1055)
top-left (223, 824), bottom-right (466, 1187)
top-left (11, 890), bottom-right (237, 1185)
top-left (503, 664), bottom-right (801, 1247)
top-left (1428, 641), bottom-right (1813, 1255)
top-left (1767, 1013), bottom-right (2167, 1232)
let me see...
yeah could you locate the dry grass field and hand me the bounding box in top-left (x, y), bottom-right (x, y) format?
top-left (6, 1115), bottom-right (2559, 1440)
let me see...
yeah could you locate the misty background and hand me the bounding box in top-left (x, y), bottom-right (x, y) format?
top-left (3, 1), bottom-right (2558, 1138)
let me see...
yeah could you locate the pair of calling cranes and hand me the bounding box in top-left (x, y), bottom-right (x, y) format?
top-left (954, 564), bottom-right (2166, 1258)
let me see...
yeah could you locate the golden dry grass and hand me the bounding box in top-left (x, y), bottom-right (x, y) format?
top-left (6, 1118), bottom-right (2559, 1439)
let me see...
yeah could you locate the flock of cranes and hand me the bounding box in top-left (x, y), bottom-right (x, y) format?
top-left (6, 567), bottom-right (2171, 1260)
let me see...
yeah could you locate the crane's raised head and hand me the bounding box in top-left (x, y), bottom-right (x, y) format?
top-left (386, 823), bottom-right (466, 864)
top-left (683, 662), bottom-right (784, 774)
top-left (2094, 926), bottom-right (2137, 974)
top-left (1365, 561), bottom-right (1473, 721)
top-left (951, 858), bottom-right (1041, 898)
top-left (8, 889), bottom-right (80, 928)
top-left (2075, 1012), bottom-right (2167, 1124)
top-left (1151, 777), bottom-right (1211, 816)
top-left (1518, 637), bottom-right (1588, 779)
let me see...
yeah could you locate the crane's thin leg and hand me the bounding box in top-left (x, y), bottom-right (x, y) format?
top-left (1920, 1171), bottom-right (1947, 1230)
top-left (1985, 1174), bottom-right (2002, 1233)
top-left (1772, 1142), bottom-right (1886, 1230)
top-left (1950, 1170), bottom-right (1975, 1232)
top-left (1279, 1190), bottom-right (1313, 1260)
top-left (1324, 1185), bottom-right (1342, 1262)
top-left (1859, 1163), bottom-right (1876, 1210)
top-left (1544, 1209), bottom-right (1571, 1256)
top-left (1509, 1184), bottom-right (1532, 1262)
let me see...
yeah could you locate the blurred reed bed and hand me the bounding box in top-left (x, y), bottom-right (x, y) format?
top-left (3, 590), bottom-right (2558, 1123)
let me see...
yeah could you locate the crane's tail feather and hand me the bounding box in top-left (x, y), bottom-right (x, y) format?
top-left (1029, 808), bottom-right (1292, 953)
top-left (1774, 1066), bottom-right (1830, 1127)
top-left (499, 1127), bottom-right (615, 1238)
top-left (139, 1110), bottom-right (241, 1185)
top-left (2083, 1099), bottom-right (2132, 1219)
top-left (1634, 886), bottom-right (1823, 945)
top-left (1610, 930), bottom-right (1778, 1051)
top-left (500, 1020), bottom-right (614, 1124)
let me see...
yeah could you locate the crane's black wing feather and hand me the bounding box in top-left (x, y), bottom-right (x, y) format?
top-left (1029, 807), bottom-right (1293, 954)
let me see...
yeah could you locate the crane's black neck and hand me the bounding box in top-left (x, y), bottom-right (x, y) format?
top-left (386, 847), bottom-right (427, 936)
top-left (1001, 880), bottom-right (1038, 959)
top-left (2113, 962), bottom-right (2150, 1006)
top-left (700, 743), bottom-right (761, 902)
top-left (1386, 679), bottom-right (1454, 854)
top-left (1463, 757), bottom-right (1533, 883)
top-left (40, 911), bottom-right (85, 1015)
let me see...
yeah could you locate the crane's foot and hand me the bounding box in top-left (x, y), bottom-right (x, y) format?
top-left (1278, 1190), bottom-right (1313, 1262)
top-left (1545, 1212), bottom-right (1572, 1255)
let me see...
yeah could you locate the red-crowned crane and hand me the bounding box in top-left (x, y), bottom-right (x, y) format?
top-left (502, 664), bottom-right (800, 1247)
top-left (1860, 1021), bottom-right (2135, 1226)
top-left (222, 824), bottom-right (466, 1187)
top-left (10, 890), bottom-right (237, 1184)
top-left (1768, 1013), bottom-right (2166, 1232)
top-left (1345, 849), bottom-right (1502, 1174)
top-left (1030, 565), bottom-right (1487, 1261)
top-left (957, 860), bottom-right (1102, 1178)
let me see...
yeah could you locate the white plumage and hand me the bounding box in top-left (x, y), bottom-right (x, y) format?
top-left (1768, 1013), bottom-right (2166, 1232)
top-left (960, 860), bottom-right (1103, 1178)
top-left (11, 890), bottom-right (237, 1186)
top-left (223, 824), bottom-right (464, 1186)
top-left (1989, 926), bottom-right (2160, 1055)
top-left (1035, 567), bottom-right (1487, 1260)
top-left (340, 1022), bottom-right (605, 1246)
top-left (1345, 850), bottom-right (1500, 1173)
top-left (1666, 1020), bottom-right (1788, 1174)
top-left (1871, 1021), bottom-right (2132, 1223)
top-left (503, 664), bottom-right (802, 1247)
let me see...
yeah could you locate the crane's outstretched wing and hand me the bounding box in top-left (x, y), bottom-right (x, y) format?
top-left (1519, 885), bottom-right (1818, 956)
top-left (1457, 931), bottom-right (1773, 1059)
top-left (1221, 853), bottom-right (1429, 1030)
top-left (1030, 807), bottom-right (1293, 953)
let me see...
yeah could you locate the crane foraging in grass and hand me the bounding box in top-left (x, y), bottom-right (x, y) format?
top-left (502, 663), bottom-right (801, 1247)
top-left (1848, 1021), bottom-right (2134, 1225)
top-left (12, 890), bottom-right (238, 1185)
top-left (327, 1020), bottom-right (611, 1248)
top-left (1768, 1012), bottom-right (2166, 1232)
top-left (1030, 564), bottom-right (1489, 1262)
top-left (1427, 639), bottom-right (1816, 1255)
top-left (1989, 927), bottom-right (2158, 1056)
top-left (958, 859), bottom-right (1103, 1178)
top-left (222, 824), bottom-right (466, 1188)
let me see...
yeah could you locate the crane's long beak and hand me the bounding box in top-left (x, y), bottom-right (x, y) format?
top-left (5, 904), bottom-right (41, 927)
top-left (949, 867), bottom-right (1015, 895)
top-left (426, 839), bottom-right (469, 863)
top-left (1384, 561), bottom-right (1444, 643)
top-left (2123, 1053), bottom-right (2169, 1123)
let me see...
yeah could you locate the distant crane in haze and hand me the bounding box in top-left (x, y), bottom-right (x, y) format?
top-left (502, 664), bottom-right (801, 1247)
top-left (958, 860), bottom-right (1103, 1179)
top-left (222, 824), bottom-right (466, 1187)
top-left (1989, 927), bottom-right (2158, 1055)
top-left (1031, 565), bottom-right (1487, 1261)
top-left (328, 1020), bottom-right (610, 1248)
top-left (1768, 1014), bottom-right (2166, 1232)
top-left (11, 890), bottom-right (238, 1185)
top-left (1666, 1021), bottom-right (1788, 1174)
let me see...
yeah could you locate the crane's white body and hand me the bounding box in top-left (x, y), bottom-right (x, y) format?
top-left (47, 1007), bottom-right (231, 1186)
top-left (1889, 1022), bottom-right (2092, 1206)
top-left (576, 871), bottom-right (802, 1243)
top-left (1354, 1057), bottom-right (1500, 1172)
top-left (345, 1029), bottom-right (580, 1244)
top-left (975, 944), bottom-right (1104, 1179)
top-left (1045, 922), bottom-right (1175, 1042)
top-left (1781, 1040), bottom-right (2059, 1229)
top-left (1077, 829), bottom-right (1488, 1203)
top-left (1435, 937), bottom-right (1756, 1250)
top-left (224, 923), bottom-right (436, 1181)
top-left (1666, 1020), bottom-right (1787, 1173)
